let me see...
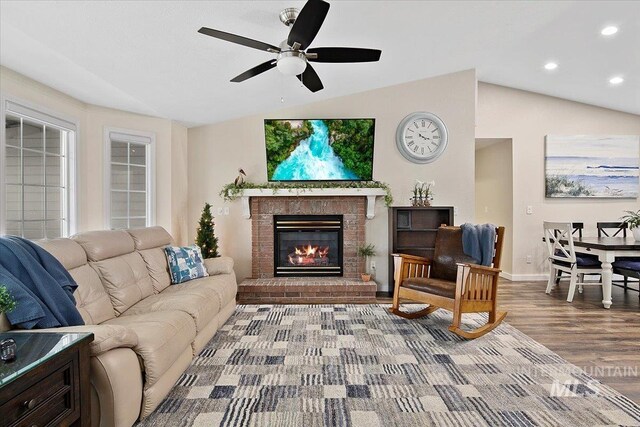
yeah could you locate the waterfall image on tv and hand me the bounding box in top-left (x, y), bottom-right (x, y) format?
top-left (265, 119), bottom-right (375, 181)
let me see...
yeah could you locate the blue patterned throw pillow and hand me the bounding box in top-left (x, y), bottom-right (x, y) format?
top-left (164, 245), bottom-right (209, 284)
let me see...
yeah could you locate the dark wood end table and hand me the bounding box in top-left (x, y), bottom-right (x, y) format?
top-left (0, 332), bottom-right (93, 427)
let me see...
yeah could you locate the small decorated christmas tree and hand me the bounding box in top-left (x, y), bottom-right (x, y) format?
top-left (195, 203), bottom-right (219, 258)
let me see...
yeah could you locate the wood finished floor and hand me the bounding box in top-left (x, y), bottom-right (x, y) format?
top-left (497, 279), bottom-right (640, 404)
top-left (383, 279), bottom-right (640, 404)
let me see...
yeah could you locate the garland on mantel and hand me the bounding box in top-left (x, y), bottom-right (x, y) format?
top-left (220, 181), bottom-right (394, 207)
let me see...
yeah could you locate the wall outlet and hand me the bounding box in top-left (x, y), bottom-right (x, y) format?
top-left (526, 206), bottom-right (533, 215)
top-left (370, 261), bottom-right (376, 270)
top-left (224, 206), bottom-right (229, 215)
top-left (217, 207), bottom-right (223, 216)
top-left (484, 206), bottom-right (489, 213)
top-left (526, 255), bottom-right (532, 264)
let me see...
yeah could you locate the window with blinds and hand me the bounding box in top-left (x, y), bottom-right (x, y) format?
top-left (106, 129), bottom-right (154, 230)
top-left (2, 101), bottom-right (76, 238)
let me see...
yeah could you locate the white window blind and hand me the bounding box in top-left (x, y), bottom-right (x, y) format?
top-left (2, 100), bottom-right (77, 238)
top-left (105, 128), bottom-right (154, 229)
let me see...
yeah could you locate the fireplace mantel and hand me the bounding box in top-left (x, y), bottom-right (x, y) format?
top-left (239, 188), bottom-right (387, 219)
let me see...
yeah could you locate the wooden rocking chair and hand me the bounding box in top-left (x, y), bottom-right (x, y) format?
top-left (390, 225), bottom-right (506, 339)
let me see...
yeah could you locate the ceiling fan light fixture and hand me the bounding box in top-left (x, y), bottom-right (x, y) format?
top-left (277, 51), bottom-right (307, 75)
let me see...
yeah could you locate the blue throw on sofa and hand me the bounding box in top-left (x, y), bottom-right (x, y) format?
top-left (0, 236), bottom-right (83, 329)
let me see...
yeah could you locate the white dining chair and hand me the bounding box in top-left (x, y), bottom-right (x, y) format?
top-left (543, 221), bottom-right (603, 302)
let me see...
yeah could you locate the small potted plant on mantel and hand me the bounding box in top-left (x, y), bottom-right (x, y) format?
top-left (621, 209), bottom-right (640, 241)
top-left (357, 244), bottom-right (377, 282)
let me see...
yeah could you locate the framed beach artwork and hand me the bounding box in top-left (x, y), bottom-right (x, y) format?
top-left (545, 135), bottom-right (639, 198)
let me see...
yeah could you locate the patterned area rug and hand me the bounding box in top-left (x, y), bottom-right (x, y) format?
top-left (138, 305), bottom-right (640, 427)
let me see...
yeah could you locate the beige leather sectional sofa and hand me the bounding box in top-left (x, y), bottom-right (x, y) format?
top-left (3, 226), bottom-right (237, 427)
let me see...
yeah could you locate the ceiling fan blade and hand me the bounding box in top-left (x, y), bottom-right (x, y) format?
top-left (198, 27), bottom-right (279, 52)
top-left (296, 64), bottom-right (324, 93)
top-left (307, 47), bottom-right (382, 63)
top-left (287, 0), bottom-right (330, 50)
top-left (231, 60), bottom-right (277, 83)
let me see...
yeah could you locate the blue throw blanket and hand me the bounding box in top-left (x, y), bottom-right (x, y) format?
top-left (0, 236), bottom-right (83, 329)
top-left (460, 223), bottom-right (497, 266)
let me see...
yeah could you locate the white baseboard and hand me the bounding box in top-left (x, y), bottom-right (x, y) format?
top-left (502, 273), bottom-right (549, 282)
top-left (500, 272), bottom-right (513, 280)
top-left (503, 272), bottom-right (632, 282)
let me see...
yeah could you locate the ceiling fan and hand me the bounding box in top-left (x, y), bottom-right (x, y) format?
top-left (197, 0), bottom-right (382, 93)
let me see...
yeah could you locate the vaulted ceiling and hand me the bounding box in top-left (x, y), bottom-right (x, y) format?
top-left (1, 1), bottom-right (638, 126)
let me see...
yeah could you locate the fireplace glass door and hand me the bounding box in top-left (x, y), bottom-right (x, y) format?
top-left (274, 215), bottom-right (343, 276)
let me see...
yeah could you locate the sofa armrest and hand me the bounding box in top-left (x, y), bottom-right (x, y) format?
top-left (12, 324), bottom-right (138, 357)
top-left (204, 256), bottom-right (234, 275)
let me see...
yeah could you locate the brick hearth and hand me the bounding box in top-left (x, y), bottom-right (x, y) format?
top-left (237, 278), bottom-right (377, 304)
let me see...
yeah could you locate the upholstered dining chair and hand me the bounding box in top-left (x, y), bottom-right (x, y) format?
top-left (390, 225), bottom-right (506, 339)
top-left (544, 221), bottom-right (603, 302)
top-left (598, 221), bottom-right (640, 293)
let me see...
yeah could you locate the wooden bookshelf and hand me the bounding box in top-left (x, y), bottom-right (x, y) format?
top-left (387, 206), bottom-right (454, 293)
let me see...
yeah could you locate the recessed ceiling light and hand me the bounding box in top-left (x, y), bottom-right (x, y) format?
top-left (609, 76), bottom-right (624, 85)
top-left (601, 26), bottom-right (618, 36)
top-left (544, 62), bottom-right (558, 70)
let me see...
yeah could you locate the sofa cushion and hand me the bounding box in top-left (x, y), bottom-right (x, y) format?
top-left (92, 252), bottom-right (155, 316)
top-left (36, 238), bottom-right (87, 270)
top-left (164, 245), bottom-right (209, 284)
top-left (128, 226), bottom-right (174, 293)
top-left (122, 289), bottom-right (220, 333)
top-left (69, 265), bottom-right (117, 324)
top-left (204, 256), bottom-right (234, 275)
top-left (73, 229), bottom-right (136, 262)
top-left (36, 239), bottom-right (115, 324)
top-left (138, 247), bottom-right (172, 293)
top-left (162, 273), bottom-right (237, 309)
top-left (103, 310), bottom-right (196, 387)
top-left (128, 226), bottom-right (173, 251)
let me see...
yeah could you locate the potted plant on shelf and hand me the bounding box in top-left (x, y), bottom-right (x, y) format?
top-left (621, 209), bottom-right (640, 241)
top-left (357, 244), bottom-right (376, 282)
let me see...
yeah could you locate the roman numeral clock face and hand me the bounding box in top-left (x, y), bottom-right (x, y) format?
top-left (395, 113), bottom-right (448, 164)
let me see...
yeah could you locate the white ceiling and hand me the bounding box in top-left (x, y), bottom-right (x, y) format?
top-left (1, 1), bottom-right (638, 127)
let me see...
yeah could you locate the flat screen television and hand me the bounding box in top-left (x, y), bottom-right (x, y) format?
top-left (264, 119), bottom-right (375, 181)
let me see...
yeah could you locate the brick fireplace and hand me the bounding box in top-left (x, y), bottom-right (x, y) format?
top-left (238, 194), bottom-right (378, 303)
top-left (251, 196), bottom-right (366, 279)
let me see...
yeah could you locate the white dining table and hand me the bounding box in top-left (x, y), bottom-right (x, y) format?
top-left (569, 236), bottom-right (640, 308)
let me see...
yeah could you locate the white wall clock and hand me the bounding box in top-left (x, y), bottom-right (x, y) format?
top-left (395, 112), bottom-right (448, 164)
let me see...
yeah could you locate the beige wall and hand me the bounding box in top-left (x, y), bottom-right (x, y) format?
top-left (477, 82), bottom-right (640, 279)
top-left (170, 122), bottom-right (189, 244)
top-left (188, 70), bottom-right (478, 289)
top-left (1, 66), bottom-right (188, 242)
top-left (475, 139), bottom-right (513, 275)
